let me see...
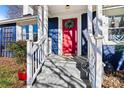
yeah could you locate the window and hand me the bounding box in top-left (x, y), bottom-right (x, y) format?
top-left (108, 16), bottom-right (124, 41)
top-left (22, 25), bottom-right (29, 40)
top-left (22, 24), bottom-right (38, 42)
top-left (33, 24), bottom-right (38, 42)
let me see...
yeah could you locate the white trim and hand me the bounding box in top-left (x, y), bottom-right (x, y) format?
top-left (58, 18), bottom-right (62, 55)
top-left (103, 5), bottom-right (124, 10)
top-left (102, 16), bottom-right (124, 45)
top-left (16, 24), bottom-right (22, 41)
top-left (77, 15), bottom-right (82, 56)
top-left (29, 25), bottom-right (33, 40)
top-left (0, 16), bottom-right (37, 25)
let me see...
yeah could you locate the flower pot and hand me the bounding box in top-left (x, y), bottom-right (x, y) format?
top-left (18, 69), bottom-right (27, 81)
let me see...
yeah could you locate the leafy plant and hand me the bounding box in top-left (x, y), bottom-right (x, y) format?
top-left (115, 45), bottom-right (124, 53)
top-left (7, 40), bottom-right (27, 67)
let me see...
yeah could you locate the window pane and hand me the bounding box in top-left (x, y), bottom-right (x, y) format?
top-left (33, 24), bottom-right (38, 42)
top-left (108, 15), bottom-right (124, 41)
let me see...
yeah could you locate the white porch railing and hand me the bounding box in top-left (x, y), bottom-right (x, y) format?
top-left (26, 5), bottom-right (48, 87)
top-left (87, 33), bottom-right (104, 88)
top-left (27, 34), bottom-right (47, 87)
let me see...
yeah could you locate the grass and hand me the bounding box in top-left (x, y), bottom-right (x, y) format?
top-left (0, 57), bottom-right (26, 88)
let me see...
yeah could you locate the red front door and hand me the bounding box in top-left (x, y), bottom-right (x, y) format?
top-left (62, 18), bottom-right (77, 55)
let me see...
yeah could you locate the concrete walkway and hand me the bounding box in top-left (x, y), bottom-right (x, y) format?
top-left (32, 55), bottom-right (91, 88)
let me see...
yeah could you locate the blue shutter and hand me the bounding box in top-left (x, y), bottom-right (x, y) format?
top-left (48, 17), bottom-right (58, 54)
top-left (81, 13), bottom-right (88, 56)
top-left (33, 24), bottom-right (38, 42)
top-left (92, 12), bottom-right (96, 35)
top-left (81, 12), bottom-right (96, 56)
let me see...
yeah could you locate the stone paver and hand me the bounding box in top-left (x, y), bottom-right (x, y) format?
top-left (32, 55), bottom-right (91, 88)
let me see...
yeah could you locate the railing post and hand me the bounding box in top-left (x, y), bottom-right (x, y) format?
top-left (27, 40), bottom-right (33, 88)
top-left (87, 5), bottom-right (104, 88)
top-left (95, 36), bottom-right (104, 88)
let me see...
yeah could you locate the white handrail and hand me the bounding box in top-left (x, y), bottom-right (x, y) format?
top-left (27, 34), bottom-right (47, 87)
top-left (33, 35), bottom-right (46, 53)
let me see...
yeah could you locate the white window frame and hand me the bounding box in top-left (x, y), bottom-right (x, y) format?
top-left (103, 16), bottom-right (124, 45)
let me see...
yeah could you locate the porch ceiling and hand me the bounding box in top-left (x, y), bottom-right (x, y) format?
top-left (48, 5), bottom-right (87, 16)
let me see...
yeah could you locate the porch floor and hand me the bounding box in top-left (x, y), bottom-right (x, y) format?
top-left (32, 55), bottom-right (91, 88)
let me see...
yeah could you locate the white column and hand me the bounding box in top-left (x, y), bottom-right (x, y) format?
top-left (16, 25), bottom-right (22, 41)
top-left (96, 5), bottom-right (103, 36)
top-left (43, 5), bottom-right (48, 35)
top-left (87, 5), bottom-right (93, 34)
top-left (37, 6), bottom-right (43, 40)
top-left (27, 40), bottom-right (33, 87)
top-left (43, 5), bottom-right (48, 56)
top-left (87, 5), bottom-right (96, 88)
top-left (87, 5), bottom-right (93, 59)
top-left (29, 25), bottom-right (33, 41)
top-left (95, 5), bottom-right (103, 88)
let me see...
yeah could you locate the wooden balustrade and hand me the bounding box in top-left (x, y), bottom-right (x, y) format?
top-left (27, 35), bottom-right (47, 87)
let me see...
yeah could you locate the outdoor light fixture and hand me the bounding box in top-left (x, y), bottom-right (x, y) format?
top-left (65, 5), bottom-right (70, 9)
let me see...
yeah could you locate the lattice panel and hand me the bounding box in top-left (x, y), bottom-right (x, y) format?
top-left (108, 28), bottom-right (124, 41)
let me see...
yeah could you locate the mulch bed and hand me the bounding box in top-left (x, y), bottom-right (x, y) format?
top-left (102, 71), bottom-right (124, 88)
top-left (0, 57), bottom-right (26, 88)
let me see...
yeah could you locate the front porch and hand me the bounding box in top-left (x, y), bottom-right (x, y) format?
top-left (1, 5), bottom-right (124, 88)
top-left (32, 55), bottom-right (91, 88)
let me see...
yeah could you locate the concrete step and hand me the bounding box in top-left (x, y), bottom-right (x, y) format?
top-left (32, 55), bottom-right (91, 88)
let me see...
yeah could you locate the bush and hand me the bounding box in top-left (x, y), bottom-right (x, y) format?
top-left (115, 45), bottom-right (124, 53)
top-left (7, 40), bottom-right (27, 65)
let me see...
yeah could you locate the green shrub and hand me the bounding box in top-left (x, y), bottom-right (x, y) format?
top-left (7, 40), bottom-right (27, 65)
top-left (115, 45), bottom-right (124, 53)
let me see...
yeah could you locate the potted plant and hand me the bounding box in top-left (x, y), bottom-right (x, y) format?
top-left (8, 40), bottom-right (27, 81)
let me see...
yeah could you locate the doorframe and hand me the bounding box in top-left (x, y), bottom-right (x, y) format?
top-left (57, 13), bottom-right (82, 56)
